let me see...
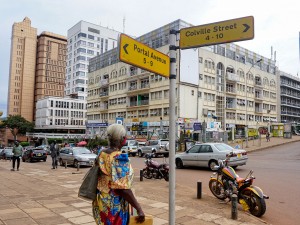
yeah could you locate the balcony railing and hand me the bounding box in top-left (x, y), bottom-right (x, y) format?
top-left (99, 79), bottom-right (108, 86)
top-left (128, 85), bottom-right (137, 91)
top-left (226, 72), bottom-right (239, 82)
top-left (226, 87), bottom-right (236, 94)
top-left (99, 92), bottom-right (108, 97)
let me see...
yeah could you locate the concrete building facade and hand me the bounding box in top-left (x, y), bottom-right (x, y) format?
top-left (64, 21), bottom-right (121, 100)
top-left (278, 71), bottom-right (300, 123)
top-left (34, 32), bottom-right (67, 119)
top-left (86, 19), bottom-right (279, 138)
top-left (7, 17), bottom-right (37, 122)
top-left (35, 96), bottom-right (86, 133)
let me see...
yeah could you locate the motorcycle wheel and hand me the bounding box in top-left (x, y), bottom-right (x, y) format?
top-left (209, 179), bottom-right (226, 200)
top-left (142, 168), bottom-right (153, 179)
top-left (164, 173), bottom-right (169, 182)
top-left (245, 193), bottom-right (266, 217)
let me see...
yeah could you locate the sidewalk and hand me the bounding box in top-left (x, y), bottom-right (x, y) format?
top-left (0, 135), bottom-right (299, 225)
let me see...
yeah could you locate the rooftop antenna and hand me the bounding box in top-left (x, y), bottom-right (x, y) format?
top-left (271, 46), bottom-right (273, 60)
top-left (274, 51), bottom-right (277, 63)
top-left (123, 16), bottom-right (126, 33)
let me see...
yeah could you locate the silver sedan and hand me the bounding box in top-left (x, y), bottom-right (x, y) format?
top-left (58, 147), bottom-right (97, 168)
top-left (175, 143), bottom-right (248, 171)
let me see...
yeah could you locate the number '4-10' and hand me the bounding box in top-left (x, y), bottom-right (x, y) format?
top-left (206, 33), bottom-right (224, 40)
top-left (143, 58), bottom-right (153, 66)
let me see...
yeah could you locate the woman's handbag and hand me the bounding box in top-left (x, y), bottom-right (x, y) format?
top-left (129, 215), bottom-right (153, 225)
top-left (78, 160), bottom-right (99, 201)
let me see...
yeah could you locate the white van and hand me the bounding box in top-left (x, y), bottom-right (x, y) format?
top-left (121, 139), bottom-right (139, 156)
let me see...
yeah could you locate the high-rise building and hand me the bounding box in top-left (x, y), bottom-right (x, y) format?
top-left (64, 21), bottom-right (121, 100)
top-left (7, 18), bottom-right (68, 123)
top-left (34, 32), bottom-right (67, 119)
top-left (7, 17), bottom-right (37, 122)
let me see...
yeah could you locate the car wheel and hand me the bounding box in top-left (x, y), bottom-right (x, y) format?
top-left (138, 150), bottom-right (143, 157)
top-left (22, 158), bottom-right (25, 162)
top-left (73, 160), bottom-right (79, 168)
top-left (164, 153), bottom-right (169, 157)
top-left (132, 153), bottom-right (136, 157)
top-left (209, 160), bottom-right (218, 171)
top-left (43, 159), bottom-right (46, 162)
top-left (176, 158), bottom-right (184, 169)
top-left (59, 158), bottom-right (64, 166)
top-left (151, 150), bottom-right (157, 158)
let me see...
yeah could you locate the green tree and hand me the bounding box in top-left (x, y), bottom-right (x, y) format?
top-left (2, 115), bottom-right (34, 141)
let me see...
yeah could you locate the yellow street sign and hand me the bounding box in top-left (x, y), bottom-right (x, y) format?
top-left (180, 16), bottom-right (254, 49)
top-left (119, 34), bottom-right (170, 77)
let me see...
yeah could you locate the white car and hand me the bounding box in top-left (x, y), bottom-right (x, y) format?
top-left (175, 143), bottom-right (248, 171)
top-left (121, 139), bottom-right (139, 156)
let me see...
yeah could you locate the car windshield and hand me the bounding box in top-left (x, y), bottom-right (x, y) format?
top-left (4, 149), bottom-right (13, 153)
top-left (128, 141), bottom-right (138, 146)
top-left (73, 148), bottom-right (92, 155)
top-left (160, 140), bottom-right (169, 145)
top-left (214, 143), bottom-right (234, 152)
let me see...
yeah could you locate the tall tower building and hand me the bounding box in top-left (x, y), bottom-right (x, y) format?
top-left (7, 17), bottom-right (37, 122)
top-left (34, 32), bottom-right (67, 119)
top-left (65, 21), bottom-right (121, 100)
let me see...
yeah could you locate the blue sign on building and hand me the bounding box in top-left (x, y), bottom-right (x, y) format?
top-left (116, 117), bottom-right (124, 125)
top-left (86, 122), bottom-right (108, 128)
top-left (193, 122), bottom-right (202, 131)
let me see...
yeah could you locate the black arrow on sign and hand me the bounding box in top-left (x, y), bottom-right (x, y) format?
top-left (123, 44), bottom-right (129, 54)
top-left (243, 24), bottom-right (250, 33)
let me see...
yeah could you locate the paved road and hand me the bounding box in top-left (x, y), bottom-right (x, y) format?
top-left (131, 141), bottom-right (300, 225)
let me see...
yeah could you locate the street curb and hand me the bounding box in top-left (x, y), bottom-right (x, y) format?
top-left (246, 139), bottom-right (300, 153)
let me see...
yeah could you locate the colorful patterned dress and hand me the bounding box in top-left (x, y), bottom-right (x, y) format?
top-left (92, 151), bottom-right (133, 225)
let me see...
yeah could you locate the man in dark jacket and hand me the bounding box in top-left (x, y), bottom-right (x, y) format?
top-left (50, 140), bottom-right (58, 169)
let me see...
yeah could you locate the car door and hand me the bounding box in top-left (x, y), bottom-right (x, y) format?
top-left (197, 145), bottom-right (214, 167)
top-left (183, 145), bottom-right (201, 166)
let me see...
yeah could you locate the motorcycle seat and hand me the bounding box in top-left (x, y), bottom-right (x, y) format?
top-left (236, 177), bottom-right (246, 183)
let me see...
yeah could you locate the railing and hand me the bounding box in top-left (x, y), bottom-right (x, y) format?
top-left (128, 85), bottom-right (137, 91)
top-left (99, 92), bottom-right (108, 97)
top-left (226, 87), bottom-right (236, 93)
top-left (226, 72), bottom-right (239, 82)
top-left (99, 79), bottom-right (108, 86)
top-left (26, 133), bottom-right (88, 139)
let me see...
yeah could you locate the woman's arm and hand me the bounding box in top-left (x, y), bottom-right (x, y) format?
top-left (114, 189), bottom-right (145, 222)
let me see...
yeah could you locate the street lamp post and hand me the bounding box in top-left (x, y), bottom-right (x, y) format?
top-left (245, 59), bottom-right (262, 148)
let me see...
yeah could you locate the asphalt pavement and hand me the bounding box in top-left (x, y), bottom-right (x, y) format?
top-left (0, 135), bottom-right (299, 225)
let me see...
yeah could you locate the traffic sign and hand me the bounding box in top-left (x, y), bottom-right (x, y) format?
top-left (180, 16), bottom-right (254, 49)
top-left (116, 117), bottom-right (124, 125)
top-left (119, 33), bottom-right (170, 77)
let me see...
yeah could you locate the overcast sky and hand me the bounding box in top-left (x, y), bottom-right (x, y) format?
top-left (1, 0), bottom-right (299, 117)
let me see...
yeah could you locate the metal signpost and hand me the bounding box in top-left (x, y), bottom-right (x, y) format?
top-left (118, 15), bottom-right (254, 224)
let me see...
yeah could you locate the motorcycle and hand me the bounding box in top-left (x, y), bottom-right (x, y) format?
top-left (142, 153), bottom-right (169, 181)
top-left (209, 153), bottom-right (269, 217)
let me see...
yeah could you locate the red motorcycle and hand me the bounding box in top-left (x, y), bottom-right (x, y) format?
top-left (142, 153), bottom-right (169, 181)
top-left (209, 153), bottom-right (269, 217)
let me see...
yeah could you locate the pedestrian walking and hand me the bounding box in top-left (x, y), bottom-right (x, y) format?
top-left (50, 140), bottom-right (58, 169)
top-left (11, 141), bottom-right (22, 171)
top-left (92, 124), bottom-right (145, 224)
top-left (266, 132), bottom-right (270, 142)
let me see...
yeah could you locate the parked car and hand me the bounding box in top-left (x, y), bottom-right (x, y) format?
top-left (22, 147), bottom-right (47, 162)
top-left (137, 139), bottom-right (169, 157)
top-left (175, 143), bottom-right (248, 171)
top-left (121, 139), bottom-right (139, 156)
top-left (58, 147), bottom-right (97, 168)
top-left (0, 147), bottom-right (13, 160)
top-left (37, 145), bottom-right (50, 154)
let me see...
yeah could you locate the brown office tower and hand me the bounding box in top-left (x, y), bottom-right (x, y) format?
top-left (7, 17), bottom-right (37, 122)
top-left (34, 32), bottom-right (67, 119)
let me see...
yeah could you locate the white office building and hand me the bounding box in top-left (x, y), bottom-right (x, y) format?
top-left (65, 21), bottom-right (121, 100)
top-left (35, 96), bottom-right (86, 132)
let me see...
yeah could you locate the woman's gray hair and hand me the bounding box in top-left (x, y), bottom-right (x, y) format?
top-left (107, 124), bottom-right (126, 147)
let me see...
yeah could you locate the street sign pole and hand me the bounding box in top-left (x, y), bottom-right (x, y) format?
top-left (169, 29), bottom-right (178, 225)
